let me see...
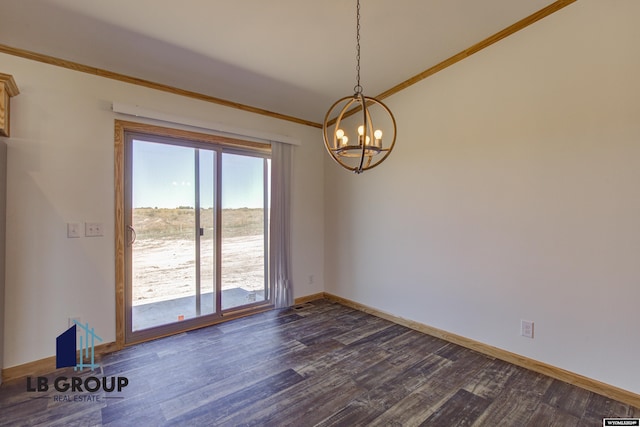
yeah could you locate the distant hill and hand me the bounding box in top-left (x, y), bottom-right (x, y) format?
top-left (133, 207), bottom-right (265, 240)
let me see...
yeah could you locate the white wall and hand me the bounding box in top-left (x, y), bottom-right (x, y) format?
top-left (0, 141), bottom-right (6, 384)
top-left (325, 0), bottom-right (640, 394)
top-left (1, 53), bottom-right (325, 368)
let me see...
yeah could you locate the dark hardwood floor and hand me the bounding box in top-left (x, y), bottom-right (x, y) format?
top-left (1, 299), bottom-right (638, 426)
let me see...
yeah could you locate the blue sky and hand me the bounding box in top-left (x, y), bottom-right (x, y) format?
top-left (132, 140), bottom-right (266, 209)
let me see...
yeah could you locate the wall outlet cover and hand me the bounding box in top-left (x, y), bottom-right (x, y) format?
top-left (521, 319), bottom-right (534, 338)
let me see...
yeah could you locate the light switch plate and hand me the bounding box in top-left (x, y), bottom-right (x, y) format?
top-left (67, 223), bottom-right (81, 238)
top-left (85, 222), bottom-right (104, 237)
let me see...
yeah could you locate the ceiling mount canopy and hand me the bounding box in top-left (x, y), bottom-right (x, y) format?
top-left (323, 0), bottom-right (397, 174)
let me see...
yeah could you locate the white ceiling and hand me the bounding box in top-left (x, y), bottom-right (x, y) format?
top-left (0, 0), bottom-right (559, 125)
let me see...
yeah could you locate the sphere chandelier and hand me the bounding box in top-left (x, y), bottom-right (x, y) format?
top-left (323, 0), bottom-right (397, 174)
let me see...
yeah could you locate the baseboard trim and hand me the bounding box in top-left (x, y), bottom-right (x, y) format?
top-left (294, 293), bottom-right (325, 305)
top-left (1, 342), bottom-right (119, 383)
top-left (323, 292), bottom-right (640, 408)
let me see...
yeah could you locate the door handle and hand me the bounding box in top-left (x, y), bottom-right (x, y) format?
top-left (127, 225), bottom-right (137, 246)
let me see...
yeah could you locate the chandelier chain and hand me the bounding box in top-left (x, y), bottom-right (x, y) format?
top-left (354, 0), bottom-right (362, 94)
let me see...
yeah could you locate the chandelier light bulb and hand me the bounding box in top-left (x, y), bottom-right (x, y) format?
top-left (357, 125), bottom-right (365, 136)
top-left (374, 129), bottom-right (382, 139)
top-left (336, 129), bottom-right (345, 139)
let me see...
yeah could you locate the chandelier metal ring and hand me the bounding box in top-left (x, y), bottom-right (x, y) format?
top-left (322, 94), bottom-right (397, 174)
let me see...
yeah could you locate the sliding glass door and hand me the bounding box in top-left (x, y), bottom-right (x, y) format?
top-left (124, 132), bottom-right (270, 343)
top-left (221, 152), bottom-right (269, 310)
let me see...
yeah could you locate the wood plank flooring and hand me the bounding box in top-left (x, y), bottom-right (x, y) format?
top-left (1, 299), bottom-right (638, 426)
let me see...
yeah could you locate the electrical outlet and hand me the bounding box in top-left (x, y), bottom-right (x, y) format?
top-left (521, 319), bottom-right (534, 338)
top-left (308, 274), bottom-right (314, 285)
top-left (85, 222), bottom-right (104, 237)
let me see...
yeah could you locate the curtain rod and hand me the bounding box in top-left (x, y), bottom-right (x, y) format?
top-left (111, 102), bottom-right (301, 146)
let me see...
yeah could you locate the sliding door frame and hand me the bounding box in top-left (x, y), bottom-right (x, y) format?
top-left (114, 120), bottom-right (273, 348)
